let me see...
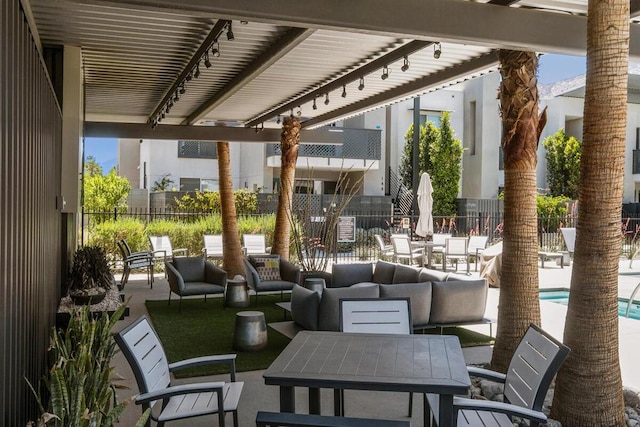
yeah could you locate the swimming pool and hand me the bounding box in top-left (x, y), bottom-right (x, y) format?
top-left (539, 288), bottom-right (640, 320)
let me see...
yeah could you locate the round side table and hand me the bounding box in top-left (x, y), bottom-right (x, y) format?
top-left (304, 277), bottom-right (325, 294)
top-left (225, 278), bottom-right (250, 308)
top-left (233, 311), bottom-right (267, 352)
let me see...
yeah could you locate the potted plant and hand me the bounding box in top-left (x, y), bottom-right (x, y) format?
top-left (27, 304), bottom-right (150, 427)
top-left (67, 245), bottom-right (114, 305)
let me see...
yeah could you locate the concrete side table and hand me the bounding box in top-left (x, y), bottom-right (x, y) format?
top-left (233, 311), bottom-right (268, 351)
top-left (225, 278), bottom-right (250, 308)
top-left (304, 277), bottom-right (325, 294)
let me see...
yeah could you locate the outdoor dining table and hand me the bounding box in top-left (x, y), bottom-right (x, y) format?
top-left (411, 240), bottom-right (445, 268)
top-left (263, 330), bottom-right (471, 427)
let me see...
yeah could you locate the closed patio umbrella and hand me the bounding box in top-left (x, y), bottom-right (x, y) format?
top-left (415, 172), bottom-right (434, 237)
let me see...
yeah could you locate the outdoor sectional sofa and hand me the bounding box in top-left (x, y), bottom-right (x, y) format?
top-left (270, 260), bottom-right (493, 339)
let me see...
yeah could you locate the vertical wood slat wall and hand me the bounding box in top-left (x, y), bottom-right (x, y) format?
top-left (1, 1), bottom-right (63, 425)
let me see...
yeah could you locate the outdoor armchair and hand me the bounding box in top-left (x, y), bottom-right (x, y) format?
top-left (426, 323), bottom-right (570, 427)
top-left (114, 316), bottom-right (243, 427)
top-left (243, 254), bottom-right (299, 306)
top-left (203, 234), bottom-right (224, 262)
top-left (165, 256), bottom-right (226, 312)
top-left (467, 235), bottom-right (489, 272)
top-left (391, 234), bottom-right (423, 266)
top-left (242, 233), bottom-right (270, 256)
top-left (443, 237), bottom-right (469, 273)
top-left (149, 235), bottom-right (189, 263)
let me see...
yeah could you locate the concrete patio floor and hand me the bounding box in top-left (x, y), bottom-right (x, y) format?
top-left (110, 259), bottom-right (640, 426)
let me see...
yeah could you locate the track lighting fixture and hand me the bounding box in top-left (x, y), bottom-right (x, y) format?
top-left (276, 115), bottom-right (281, 124)
top-left (168, 99), bottom-right (174, 108)
top-left (165, 105), bottom-right (171, 114)
top-left (194, 65), bottom-right (200, 79)
top-left (312, 97), bottom-right (317, 110)
top-left (226, 21), bottom-right (234, 41)
top-left (161, 112), bottom-right (166, 119)
top-left (433, 42), bottom-right (442, 59)
top-left (174, 92), bottom-right (179, 102)
top-left (324, 93), bottom-right (330, 105)
top-left (401, 56), bottom-right (410, 72)
top-left (185, 71), bottom-right (193, 82)
top-left (296, 106), bottom-right (302, 116)
top-left (381, 65), bottom-right (389, 80)
top-left (179, 83), bottom-right (186, 95)
top-left (211, 42), bottom-right (220, 57)
top-left (204, 52), bottom-right (212, 68)
top-left (358, 76), bottom-right (365, 91)
top-left (341, 85), bottom-right (347, 98)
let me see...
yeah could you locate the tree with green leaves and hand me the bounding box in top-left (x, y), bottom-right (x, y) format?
top-left (84, 155), bottom-right (103, 177)
top-left (542, 129), bottom-right (581, 199)
top-left (151, 173), bottom-right (174, 192)
top-left (399, 122), bottom-right (438, 190)
top-left (430, 111), bottom-right (463, 216)
top-left (84, 168), bottom-right (131, 212)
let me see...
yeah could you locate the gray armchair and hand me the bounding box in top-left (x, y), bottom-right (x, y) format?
top-left (166, 256), bottom-right (227, 312)
top-left (243, 255), bottom-right (299, 306)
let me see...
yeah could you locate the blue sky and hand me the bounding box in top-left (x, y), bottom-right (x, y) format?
top-left (85, 54), bottom-right (587, 171)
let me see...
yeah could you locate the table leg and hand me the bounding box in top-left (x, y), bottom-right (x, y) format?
top-left (439, 394), bottom-right (455, 427)
top-left (309, 387), bottom-right (321, 415)
top-left (279, 386), bottom-right (295, 413)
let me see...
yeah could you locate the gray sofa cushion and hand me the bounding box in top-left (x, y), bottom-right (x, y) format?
top-left (318, 284), bottom-right (380, 331)
top-left (392, 264), bottom-right (420, 283)
top-left (172, 256), bottom-right (205, 282)
top-left (418, 268), bottom-right (450, 283)
top-left (291, 284), bottom-right (320, 330)
top-left (379, 282), bottom-right (432, 327)
top-left (331, 263), bottom-right (373, 288)
top-left (372, 260), bottom-right (396, 284)
top-left (429, 279), bottom-right (488, 324)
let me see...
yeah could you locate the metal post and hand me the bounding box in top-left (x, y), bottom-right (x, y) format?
top-left (412, 96), bottom-right (420, 238)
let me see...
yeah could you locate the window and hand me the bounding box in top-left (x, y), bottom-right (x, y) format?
top-left (294, 179), bottom-right (314, 194)
top-left (420, 112), bottom-right (441, 128)
top-left (200, 179), bottom-right (219, 192)
top-left (180, 177), bottom-right (200, 191)
top-left (468, 101), bottom-right (476, 156)
top-left (177, 141), bottom-right (217, 159)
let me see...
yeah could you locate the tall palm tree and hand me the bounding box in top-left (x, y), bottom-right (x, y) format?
top-left (271, 116), bottom-right (300, 259)
top-left (551, 3), bottom-right (628, 424)
top-left (217, 141), bottom-right (244, 277)
top-left (490, 50), bottom-right (544, 372)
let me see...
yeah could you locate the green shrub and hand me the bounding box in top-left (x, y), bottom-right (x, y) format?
top-left (87, 218), bottom-right (147, 255)
top-left (175, 189), bottom-right (258, 215)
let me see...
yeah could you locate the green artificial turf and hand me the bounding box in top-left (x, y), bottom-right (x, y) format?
top-left (145, 295), bottom-right (493, 378)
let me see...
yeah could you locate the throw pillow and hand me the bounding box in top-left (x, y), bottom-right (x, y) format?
top-left (392, 264), bottom-right (420, 283)
top-left (251, 255), bottom-right (281, 281)
top-left (429, 279), bottom-right (488, 324)
top-left (291, 284), bottom-right (320, 330)
top-left (380, 282), bottom-right (432, 327)
top-left (372, 260), bottom-right (396, 284)
top-left (318, 284), bottom-right (379, 331)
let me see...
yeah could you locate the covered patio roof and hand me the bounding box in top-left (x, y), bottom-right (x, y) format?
top-left (24, 0), bottom-right (640, 140)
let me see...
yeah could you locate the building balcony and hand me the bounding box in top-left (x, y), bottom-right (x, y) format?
top-left (266, 127), bottom-right (381, 171)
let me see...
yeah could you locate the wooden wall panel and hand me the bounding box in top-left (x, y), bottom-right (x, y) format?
top-left (1, 1), bottom-right (63, 424)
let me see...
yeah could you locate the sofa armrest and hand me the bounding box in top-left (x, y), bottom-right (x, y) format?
top-left (205, 261), bottom-right (227, 285)
top-left (280, 259), bottom-right (301, 283)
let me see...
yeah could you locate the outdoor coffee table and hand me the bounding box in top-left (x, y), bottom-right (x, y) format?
top-left (263, 330), bottom-right (470, 427)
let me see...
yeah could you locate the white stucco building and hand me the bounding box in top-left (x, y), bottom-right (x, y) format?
top-left (118, 68), bottom-right (640, 206)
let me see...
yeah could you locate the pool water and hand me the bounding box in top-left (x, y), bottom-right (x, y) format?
top-left (539, 289), bottom-right (640, 320)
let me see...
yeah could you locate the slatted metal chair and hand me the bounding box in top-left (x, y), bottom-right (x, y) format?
top-left (391, 234), bottom-right (423, 266)
top-left (374, 234), bottom-right (395, 259)
top-left (114, 316), bottom-right (243, 427)
top-left (116, 239), bottom-right (154, 289)
top-left (242, 234), bottom-right (270, 256)
top-left (443, 237), bottom-right (469, 272)
top-left (203, 234), bottom-right (224, 262)
top-left (148, 235), bottom-right (189, 263)
top-left (426, 323), bottom-right (570, 427)
top-left (339, 297), bottom-right (413, 417)
top-left (467, 235), bottom-right (489, 272)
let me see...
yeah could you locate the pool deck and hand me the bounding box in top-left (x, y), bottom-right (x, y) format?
top-left (474, 258), bottom-right (640, 393)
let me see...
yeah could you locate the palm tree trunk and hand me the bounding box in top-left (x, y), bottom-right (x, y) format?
top-left (271, 116), bottom-right (300, 260)
top-left (490, 50), bottom-right (542, 372)
top-left (217, 141), bottom-right (244, 277)
top-left (551, 3), bottom-right (628, 424)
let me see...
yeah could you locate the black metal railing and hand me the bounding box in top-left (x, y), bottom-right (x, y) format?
top-left (266, 128), bottom-right (381, 160)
